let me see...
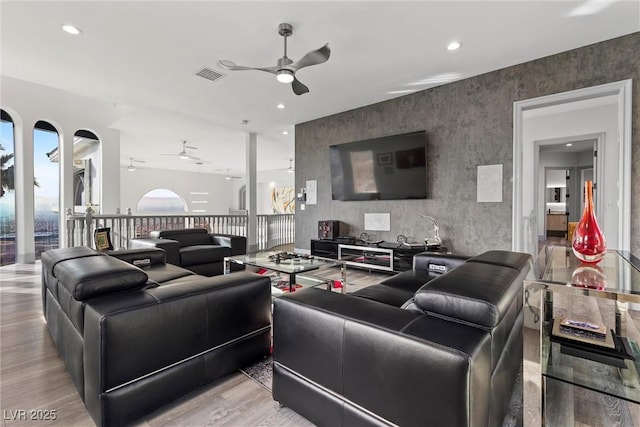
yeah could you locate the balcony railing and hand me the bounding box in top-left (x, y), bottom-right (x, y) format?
top-left (65, 208), bottom-right (294, 252)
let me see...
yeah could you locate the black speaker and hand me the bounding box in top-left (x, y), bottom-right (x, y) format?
top-left (318, 220), bottom-right (340, 240)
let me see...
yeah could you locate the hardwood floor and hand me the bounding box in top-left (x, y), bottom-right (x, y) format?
top-left (0, 261), bottom-right (389, 426)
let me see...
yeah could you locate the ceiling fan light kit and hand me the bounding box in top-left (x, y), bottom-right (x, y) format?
top-left (217, 22), bottom-right (330, 95)
top-left (276, 69), bottom-right (294, 83)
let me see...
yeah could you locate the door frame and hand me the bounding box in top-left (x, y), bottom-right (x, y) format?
top-left (512, 79), bottom-right (632, 255)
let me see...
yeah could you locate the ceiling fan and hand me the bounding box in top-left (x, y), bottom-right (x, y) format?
top-left (224, 169), bottom-right (242, 180)
top-left (287, 158), bottom-right (295, 173)
top-left (217, 23), bottom-right (330, 95)
top-left (125, 157), bottom-right (145, 172)
top-left (161, 140), bottom-right (201, 161)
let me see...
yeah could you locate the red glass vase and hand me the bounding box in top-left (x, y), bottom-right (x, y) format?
top-left (572, 180), bottom-right (606, 263)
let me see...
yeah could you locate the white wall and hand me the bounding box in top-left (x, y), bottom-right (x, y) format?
top-left (230, 171), bottom-right (295, 215)
top-left (524, 103), bottom-right (618, 246)
top-left (120, 167), bottom-right (234, 214)
top-left (121, 168), bottom-right (295, 215)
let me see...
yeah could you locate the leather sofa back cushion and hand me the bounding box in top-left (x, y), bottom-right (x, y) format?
top-left (54, 256), bottom-right (149, 301)
top-left (151, 229), bottom-right (212, 247)
top-left (413, 262), bottom-right (520, 328)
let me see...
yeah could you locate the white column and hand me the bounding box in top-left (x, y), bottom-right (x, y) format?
top-left (15, 116), bottom-right (36, 263)
top-left (246, 133), bottom-right (257, 253)
top-left (99, 128), bottom-right (121, 213)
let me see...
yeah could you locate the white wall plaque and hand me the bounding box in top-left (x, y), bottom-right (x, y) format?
top-left (364, 213), bottom-right (391, 231)
top-left (477, 164), bottom-right (503, 202)
top-left (305, 180), bottom-right (317, 205)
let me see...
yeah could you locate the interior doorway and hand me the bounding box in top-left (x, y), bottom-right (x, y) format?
top-left (512, 80), bottom-right (632, 257)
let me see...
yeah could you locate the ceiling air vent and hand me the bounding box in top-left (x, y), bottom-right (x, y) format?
top-left (195, 67), bottom-right (225, 83)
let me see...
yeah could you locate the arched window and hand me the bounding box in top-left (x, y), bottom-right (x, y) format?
top-left (34, 120), bottom-right (60, 258)
top-left (0, 109), bottom-right (16, 265)
top-left (136, 189), bottom-right (187, 213)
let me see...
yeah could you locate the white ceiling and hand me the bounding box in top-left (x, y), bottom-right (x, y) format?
top-left (1, 1), bottom-right (638, 177)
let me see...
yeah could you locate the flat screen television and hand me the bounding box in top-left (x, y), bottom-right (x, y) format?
top-left (329, 131), bottom-right (427, 201)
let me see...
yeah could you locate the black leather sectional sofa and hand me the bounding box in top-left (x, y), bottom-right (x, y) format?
top-left (272, 250), bottom-right (532, 427)
top-left (41, 246), bottom-right (271, 427)
top-left (130, 228), bottom-right (246, 276)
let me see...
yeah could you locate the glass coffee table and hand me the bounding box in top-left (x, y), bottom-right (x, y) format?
top-left (224, 252), bottom-right (347, 295)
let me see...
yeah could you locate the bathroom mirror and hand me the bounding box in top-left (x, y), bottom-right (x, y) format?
top-left (546, 187), bottom-right (566, 203)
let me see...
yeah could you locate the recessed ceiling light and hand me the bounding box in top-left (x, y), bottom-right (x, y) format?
top-left (566, 143), bottom-right (573, 147)
top-left (62, 24), bottom-right (82, 35)
top-left (282, 131), bottom-right (289, 135)
top-left (447, 41), bottom-right (462, 51)
top-left (277, 103), bottom-right (286, 109)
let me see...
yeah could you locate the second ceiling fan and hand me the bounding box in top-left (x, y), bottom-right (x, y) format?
top-left (218, 23), bottom-right (330, 95)
top-left (161, 140), bottom-right (202, 162)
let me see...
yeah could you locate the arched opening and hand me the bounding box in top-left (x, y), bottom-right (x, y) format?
top-left (34, 120), bottom-right (60, 258)
top-left (136, 188), bottom-right (187, 213)
top-left (0, 109), bottom-right (16, 265)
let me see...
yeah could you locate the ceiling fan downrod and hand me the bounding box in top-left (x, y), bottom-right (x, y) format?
top-left (277, 23), bottom-right (294, 82)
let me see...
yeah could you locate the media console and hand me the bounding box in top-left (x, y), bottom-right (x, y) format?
top-left (310, 239), bottom-right (449, 272)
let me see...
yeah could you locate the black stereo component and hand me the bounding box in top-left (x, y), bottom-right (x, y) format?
top-left (318, 220), bottom-right (340, 240)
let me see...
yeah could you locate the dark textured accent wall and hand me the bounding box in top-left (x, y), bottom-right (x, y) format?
top-left (295, 32), bottom-right (639, 256)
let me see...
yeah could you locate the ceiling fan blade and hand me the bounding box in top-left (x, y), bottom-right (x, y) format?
top-left (217, 60), bottom-right (277, 74)
top-left (289, 43), bottom-right (330, 71)
top-left (292, 77), bottom-right (310, 95)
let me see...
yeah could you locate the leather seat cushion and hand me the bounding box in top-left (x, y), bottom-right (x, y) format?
top-left (179, 245), bottom-right (231, 266)
top-left (466, 250), bottom-right (531, 271)
top-left (145, 264), bottom-right (195, 284)
top-left (350, 284), bottom-right (414, 307)
top-left (378, 270), bottom-right (433, 293)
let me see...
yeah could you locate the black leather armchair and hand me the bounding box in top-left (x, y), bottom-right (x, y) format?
top-left (41, 246), bottom-right (271, 427)
top-left (130, 228), bottom-right (246, 276)
top-left (272, 250), bottom-right (532, 427)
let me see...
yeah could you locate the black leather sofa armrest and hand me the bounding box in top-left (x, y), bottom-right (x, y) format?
top-left (83, 272), bottom-right (271, 424)
top-left (414, 261), bottom-right (525, 328)
top-left (413, 252), bottom-right (469, 276)
top-left (211, 234), bottom-right (247, 255)
top-left (107, 248), bottom-right (167, 267)
top-left (130, 237), bottom-right (181, 265)
top-left (273, 288), bottom-right (493, 426)
top-left (53, 256), bottom-right (149, 300)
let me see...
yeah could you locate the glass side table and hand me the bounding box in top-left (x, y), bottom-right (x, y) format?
top-left (523, 246), bottom-right (640, 426)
